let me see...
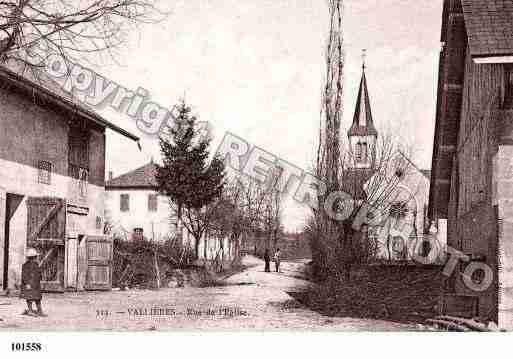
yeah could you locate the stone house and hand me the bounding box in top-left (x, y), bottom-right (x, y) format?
top-left (105, 163), bottom-right (236, 262)
top-left (105, 161), bottom-right (177, 240)
top-left (428, 0), bottom-right (513, 327)
top-left (0, 66), bottom-right (139, 292)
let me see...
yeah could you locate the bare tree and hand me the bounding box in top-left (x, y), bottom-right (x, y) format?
top-left (317, 0), bottom-right (344, 192)
top-left (310, 129), bottom-right (419, 279)
top-left (0, 0), bottom-right (165, 66)
top-left (260, 172), bottom-right (283, 251)
top-left (207, 179), bottom-right (246, 263)
top-left (308, 0), bottom-right (423, 280)
top-left (309, 0), bottom-right (345, 280)
top-left (239, 176), bottom-right (269, 255)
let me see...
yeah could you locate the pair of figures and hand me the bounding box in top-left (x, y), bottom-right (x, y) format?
top-left (263, 248), bottom-right (281, 273)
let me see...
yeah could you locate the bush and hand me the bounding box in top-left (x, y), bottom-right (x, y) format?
top-left (296, 265), bottom-right (444, 323)
top-left (112, 235), bottom-right (194, 289)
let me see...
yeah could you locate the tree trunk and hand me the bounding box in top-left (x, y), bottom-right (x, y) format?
top-left (342, 220), bottom-right (354, 281)
top-left (194, 235), bottom-right (201, 260)
top-left (176, 203), bottom-right (183, 242)
top-left (204, 235), bottom-right (208, 260)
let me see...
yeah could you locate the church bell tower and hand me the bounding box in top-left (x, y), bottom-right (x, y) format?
top-left (348, 51), bottom-right (378, 169)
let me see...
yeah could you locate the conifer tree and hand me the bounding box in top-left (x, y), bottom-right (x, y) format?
top-left (156, 100), bottom-right (225, 258)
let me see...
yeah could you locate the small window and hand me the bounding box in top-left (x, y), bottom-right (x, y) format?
top-left (389, 202), bottom-right (408, 218)
top-left (133, 228), bottom-right (144, 240)
top-left (355, 142), bottom-right (363, 162)
top-left (78, 168), bottom-right (89, 198)
top-left (96, 216), bottom-right (103, 230)
top-left (148, 194), bottom-right (158, 212)
top-left (37, 160), bottom-right (52, 184)
top-left (120, 194), bottom-right (130, 212)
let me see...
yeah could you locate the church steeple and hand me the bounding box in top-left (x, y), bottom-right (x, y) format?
top-left (348, 51), bottom-right (378, 169)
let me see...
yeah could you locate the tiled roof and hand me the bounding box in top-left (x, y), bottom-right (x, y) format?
top-left (348, 69), bottom-right (378, 138)
top-left (106, 162), bottom-right (158, 189)
top-left (461, 0), bottom-right (513, 57)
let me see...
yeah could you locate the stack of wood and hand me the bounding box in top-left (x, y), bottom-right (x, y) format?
top-left (424, 316), bottom-right (502, 331)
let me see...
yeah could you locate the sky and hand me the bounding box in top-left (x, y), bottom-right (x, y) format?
top-left (88, 0), bottom-right (444, 231)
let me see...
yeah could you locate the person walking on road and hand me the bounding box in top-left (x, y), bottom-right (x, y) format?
top-left (20, 247), bottom-right (46, 317)
top-left (274, 248), bottom-right (281, 273)
top-left (264, 248), bottom-right (271, 272)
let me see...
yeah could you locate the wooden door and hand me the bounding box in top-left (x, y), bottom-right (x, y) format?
top-left (26, 197), bottom-right (66, 292)
top-left (85, 236), bottom-right (112, 290)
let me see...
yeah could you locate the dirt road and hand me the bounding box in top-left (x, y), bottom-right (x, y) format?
top-left (0, 256), bottom-right (413, 331)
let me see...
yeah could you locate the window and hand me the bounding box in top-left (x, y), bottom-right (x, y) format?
top-left (69, 127), bottom-right (90, 199)
top-left (389, 201), bottom-right (408, 218)
top-left (355, 142), bottom-right (363, 162)
top-left (361, 142), bottom-right (368, 162)
top-left (37, 160), bottom-right (52, 184)
top-left (96, 216), bottom-right (103, 230)
top-left (133, 228), bottom-right (144, 240)
top-left (120, 194), bottom-right (130, 212)
top-left (69, 127), bottom-right (89, 178)
top-left (148, 194), bottom-right (158, 212)
top-left (78, 168), bottom-right (89, 198)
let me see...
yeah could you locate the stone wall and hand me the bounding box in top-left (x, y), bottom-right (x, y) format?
top-left (493, 110), bottom-right (513, 330)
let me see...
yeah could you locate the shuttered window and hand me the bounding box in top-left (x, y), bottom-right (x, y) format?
top-left (69, 127), bottom-right (89, 179)
top-left (120, 194), bottom-right (130, 212)
top-left (148, 194), bottom-right (158, 212)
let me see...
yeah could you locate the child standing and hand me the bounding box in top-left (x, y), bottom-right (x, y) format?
top-left (20, 248), bottom-right (46, 317)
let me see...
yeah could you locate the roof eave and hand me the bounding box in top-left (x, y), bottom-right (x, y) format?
top-left (0, 66), bottom-right (140, 143)
top-left (105, 185), bottom-right (158, 191)
top-left (472, 54), bottom-right (513, 64)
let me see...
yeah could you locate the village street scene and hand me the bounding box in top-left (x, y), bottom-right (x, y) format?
top-left (0, 0), bottom-right (513, 334)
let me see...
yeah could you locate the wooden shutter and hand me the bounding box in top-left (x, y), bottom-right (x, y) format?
top-left (26, 197), bottom-right (65, 243)
top-left (26, 197), bottom-right (66, 292)
top-left (85, 236), bottom-right (113, 290)
top-left (68, 127), bottom-right (89, 171)
top-left (68, 128), bottom-right (90, 204)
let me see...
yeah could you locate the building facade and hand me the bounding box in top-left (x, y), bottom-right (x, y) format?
top-left (348, 64), bottom-right (433, 261)
top-left (105, 163), bottom-right (236, 262)
top-left (0, 66), bottom-right (138, 292)
top-left (429, 0), bottom-right (513, 327)
top-left (105, 161), bottom-right (176, 240)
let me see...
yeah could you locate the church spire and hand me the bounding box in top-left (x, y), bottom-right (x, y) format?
top-left (348, 51), bottom-right (378, 138)
top-left (348, 51), bottom-right (378, 170)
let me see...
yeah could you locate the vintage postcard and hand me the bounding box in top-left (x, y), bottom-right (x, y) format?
top-left (0, 0), bottom-right (512, 340)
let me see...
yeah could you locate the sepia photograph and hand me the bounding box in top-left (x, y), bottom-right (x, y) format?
top-left (0, 0), bottom-right (512, 350)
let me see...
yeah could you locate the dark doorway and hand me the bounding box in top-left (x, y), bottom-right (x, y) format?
top-left (3, 193), bottom-right (24, 290)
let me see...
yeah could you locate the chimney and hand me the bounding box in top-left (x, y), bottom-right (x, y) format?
top-left (109, 171), bottom-right (113, 180)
